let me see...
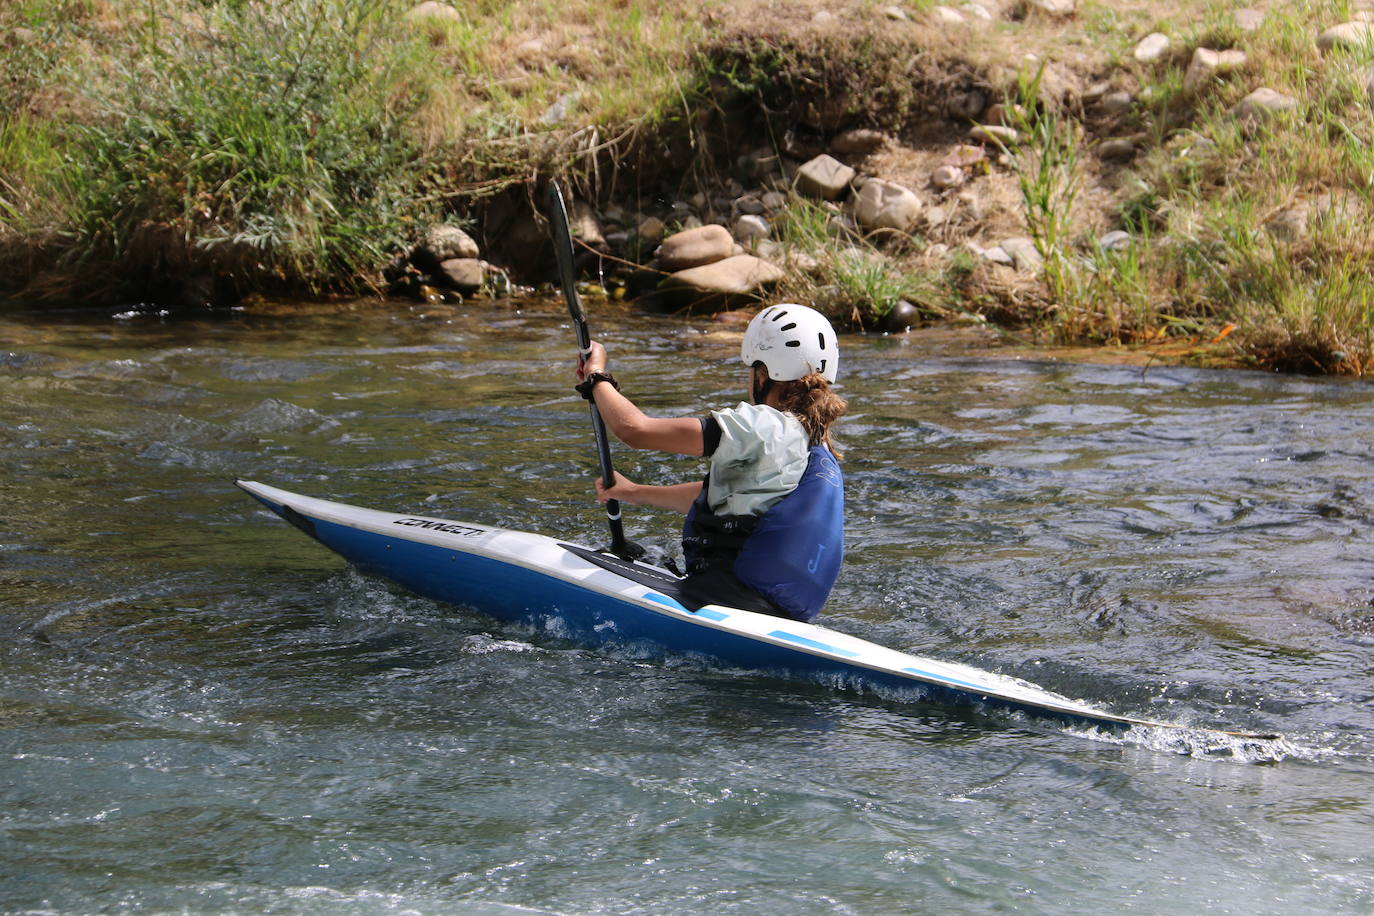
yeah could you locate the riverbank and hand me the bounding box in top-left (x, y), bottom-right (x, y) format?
top-left (1, 0), bottom-right (1371, 375)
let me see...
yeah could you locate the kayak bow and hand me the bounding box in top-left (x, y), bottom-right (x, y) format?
top-left (236, 480), bottom-right (1276, 738)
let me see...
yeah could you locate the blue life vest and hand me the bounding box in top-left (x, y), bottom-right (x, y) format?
top-left (682, 445), bottom-right (844, 622)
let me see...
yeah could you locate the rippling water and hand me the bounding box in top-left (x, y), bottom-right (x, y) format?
top-left (2, 300), bottom-right (1372, 914)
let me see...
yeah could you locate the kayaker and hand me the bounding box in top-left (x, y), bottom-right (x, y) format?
top-left (574, 304), bottom-right (846, 622)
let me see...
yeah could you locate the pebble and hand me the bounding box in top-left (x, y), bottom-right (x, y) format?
top-left (932, 165), bottom-right (965, 189)
top-left (1099, 90), bottom-right (1134, 116)
top-left (733, 215), bottom-right (770, 243)
top-left (1099, 138), bottom-right (1136, 160)
top-left (1231, 87), bottom-right (1299, 123)
top-left (969, 124), bottom-right (1019, 145)
top-left (1098, 230), bottom-right (1132, 251)
top-left (1134, 32), bottom-right (1170, 63)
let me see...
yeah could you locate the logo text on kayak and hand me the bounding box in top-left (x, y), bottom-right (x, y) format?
top-left (394, 518), bottom-right (486, 537)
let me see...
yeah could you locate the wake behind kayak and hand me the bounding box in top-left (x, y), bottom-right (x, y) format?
top-left (236, 480), bottom-right (1278, 741)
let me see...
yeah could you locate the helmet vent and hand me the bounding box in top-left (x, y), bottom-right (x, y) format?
top-left (785, 340), bottom-right (801, 347)
top-left (771, 310), bottom-right (788, 322)
top-left (818, 333), bottom-right (827, 349)
top-left (780, 322), bottom-right (797, 332)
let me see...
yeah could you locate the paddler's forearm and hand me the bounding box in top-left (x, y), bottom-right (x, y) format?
top-left (619, 480), bottom-right (703, 514)
top-left (589, 382), bottom-right (704, 456)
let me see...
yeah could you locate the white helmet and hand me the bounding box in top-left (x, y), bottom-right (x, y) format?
top-left (741, 304), bottom-right (839, 383)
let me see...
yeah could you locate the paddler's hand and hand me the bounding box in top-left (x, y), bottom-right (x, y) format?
top-left (577, 341), bottom-right (608, 380)
top-left (595, 471), bottom-right (637, 505)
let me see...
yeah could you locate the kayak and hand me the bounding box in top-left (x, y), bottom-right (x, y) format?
top-left (236, 479), bottom-right (1275, 738)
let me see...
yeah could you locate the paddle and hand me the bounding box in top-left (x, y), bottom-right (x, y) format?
top-left (547, 180), bottom-right (645, 560)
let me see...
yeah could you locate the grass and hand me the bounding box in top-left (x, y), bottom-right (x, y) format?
top-left (0, 0), bottom-right (1372, 373)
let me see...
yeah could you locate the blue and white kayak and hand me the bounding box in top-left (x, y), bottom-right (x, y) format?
top-left (236, 480), bottom-right (1274, 738)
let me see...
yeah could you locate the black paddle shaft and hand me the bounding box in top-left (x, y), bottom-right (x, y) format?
top-left (547, 181), bottom-right (643, 560)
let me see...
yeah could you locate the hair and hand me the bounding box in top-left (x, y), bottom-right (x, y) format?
top-left (760, 366), bottom-right (848, 459)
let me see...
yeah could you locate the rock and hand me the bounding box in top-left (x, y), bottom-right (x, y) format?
top-left (1026, 0), bottom-right (1076, 15)
top-left (732, 215), bottom-right (770, 244)
top-left (1000, 237), bottom-right (1044, 272)
top-left (657, 255), bottom-right (785, 307)
top-left (963, 4), bottom-right (993, 21)
top-left (1264, 206), bottom-right (1308, 240)
top-left (830, 128), bottom-right (890, 155)
top-left (932, 164), bottom-right (965, 189)
top-left (637, 216), bottom-right (666, 244)
top-left (813, 10), bottom-right (836, 24)
top-left (1134, 32), bottom-right (1170, 63)
top-left (942, 145), bottom-right (988, 169)
top-left (1098, 230), bottom-right (1132, 251)
top-left (983, 246), bottom-right (1015, 266)
top-left (1099, 90), bottom-right (1134, 116)
top-left (795, 154), bottom-right (856, 200)
top-left (656, 224), bottom-right (735, 271)
top-left (1185, 48), bottom-right (1221, 91)
top-left (882, 300), bottom-right (922, 332)
top-left (1099, 138), bottom-right (1136, 160)
top-left (569, 201), bottom-right (606, 251)
top-left (883, 5), bottom-right (911, 20)
top-left (1234, 8), bottom-right (1265, 31)
top-left (947, 89), bottom-right (989, 121)
top-left (404, 1), bottom-right (462, 26)
top-left (1082, 81), bottom-right (1112, 104)
top-left (761, 190), bottom-right (788, 212)
top-left (924, 205), bottom-right (949, 227)
top-left (1218, 49), bottom-right (1248, 73)
top-left (1231, 87), bottom-right (1299, 123)
top-left (434, 258), bottom-right (483, 295)
top-left (933, 6), bottom-right (966, 24)
top-left (854, 179), bottom-right (923, 232)
top-left (969, 124), bottom-right (1019, 145)
top-left (413, 225), bottom-right (479, 271)
top-left (735, 195), bottom-right (767, 216)
top-left (739, 147), bottom-right (780, 179)
top-left (1185, 48), bottom-right (1247, 91)
top-left (984, 103), bottom-right (1027, 126)
top-left (1318, 21), bottom-right (1374, 53)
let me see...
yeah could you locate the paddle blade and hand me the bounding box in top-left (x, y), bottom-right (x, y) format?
top-left (546, 181), bottom-right (586, 326)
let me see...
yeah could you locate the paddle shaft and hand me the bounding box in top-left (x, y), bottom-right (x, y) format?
top-left (547, 181), bottom-right (637, 558)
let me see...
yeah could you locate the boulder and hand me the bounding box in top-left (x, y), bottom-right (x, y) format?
top-left (1234, 8), bottom-right (1265, 31)
top-left (795, 154), bottom-right (856, 200)
top-left (657, 255), bottom-right (785, 308)
top-left (413, 225), bottom-right (479, 271)
top-left (656, 224), bottom-right (735, 271)
top-left (854, 179), bottom-right (923, 232)
top-left (434, 258), bottom-right (484, 295)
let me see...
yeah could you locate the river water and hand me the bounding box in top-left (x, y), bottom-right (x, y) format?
top-left (2, 299), bottom-right (1371, 914)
